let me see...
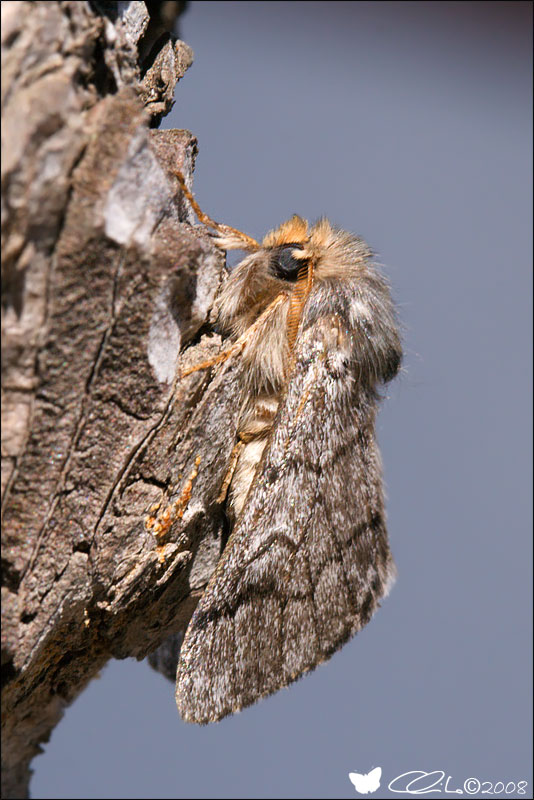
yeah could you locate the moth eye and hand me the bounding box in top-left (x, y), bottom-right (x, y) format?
top-left (271, 243), bottom-right (306, 282)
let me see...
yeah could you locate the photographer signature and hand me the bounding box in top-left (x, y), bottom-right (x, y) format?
top-left (387, 771), bottom-right (528, 795)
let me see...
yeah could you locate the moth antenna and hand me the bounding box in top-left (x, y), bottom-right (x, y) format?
top-left (173, 169), bottom-right (260, 251)
top-left (286, 260), bottom-right (315, 361)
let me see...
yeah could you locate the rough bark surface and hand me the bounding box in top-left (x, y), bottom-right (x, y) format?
top-left (1, 3), bottom-right (225, 797)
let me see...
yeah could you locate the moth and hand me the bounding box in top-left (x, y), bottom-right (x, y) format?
top-left (154, 171), bottom-right (401, 724)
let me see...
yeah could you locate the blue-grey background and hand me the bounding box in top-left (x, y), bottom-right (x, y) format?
top-left (32, 2), bottom-right (532, 798)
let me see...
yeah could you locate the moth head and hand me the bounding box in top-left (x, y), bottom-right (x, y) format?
top-left (175, 167), bottom-right (370, 288)
top-left (258, 215), bottom-right (309, 282)
top-left (261, 215), bottom-right (368, 282)
top-left (212, 215), bottom-right (313, 283)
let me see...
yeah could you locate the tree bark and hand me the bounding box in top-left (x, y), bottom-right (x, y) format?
top-left (1, 3), bottom-right (224, 796)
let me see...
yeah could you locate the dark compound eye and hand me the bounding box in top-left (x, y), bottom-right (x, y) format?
top-left (271, 243), bottom-right (306, 281)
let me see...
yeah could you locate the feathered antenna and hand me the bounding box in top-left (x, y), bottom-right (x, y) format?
top-left (173, 169), bottom-right (260, 252)
top-left (286, 260), bottom-right (314, 364)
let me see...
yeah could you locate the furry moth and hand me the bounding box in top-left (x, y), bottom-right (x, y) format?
top-left (164, 172), bottom-right (401, 724)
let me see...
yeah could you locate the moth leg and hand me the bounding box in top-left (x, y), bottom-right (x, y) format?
top-left (216, 440), bottom-right (246, 504)
top-left (180, 342), bottom-right (240, 378)
top-left (180, 293), bottom-right (288, 378)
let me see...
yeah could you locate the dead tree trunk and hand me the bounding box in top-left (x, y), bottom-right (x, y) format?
top-left (1, 3), bottom-right (225, 796)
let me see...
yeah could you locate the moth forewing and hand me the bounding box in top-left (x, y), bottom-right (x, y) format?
top-left (170, 174), bottom-right (401, 723)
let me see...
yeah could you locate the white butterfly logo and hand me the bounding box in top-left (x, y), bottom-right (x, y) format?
top-left (348, 766), bottom-right (382, 794)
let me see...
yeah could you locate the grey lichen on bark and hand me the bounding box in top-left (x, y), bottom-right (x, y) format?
top-left (1, 2), bottom-right (226, 797)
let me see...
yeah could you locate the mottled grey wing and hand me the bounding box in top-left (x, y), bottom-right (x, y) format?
top-left (176, 314), bottom-right (396, 724)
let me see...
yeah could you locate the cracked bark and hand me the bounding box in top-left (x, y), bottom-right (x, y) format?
top-left (1, 3), bottom-right (226, 797)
